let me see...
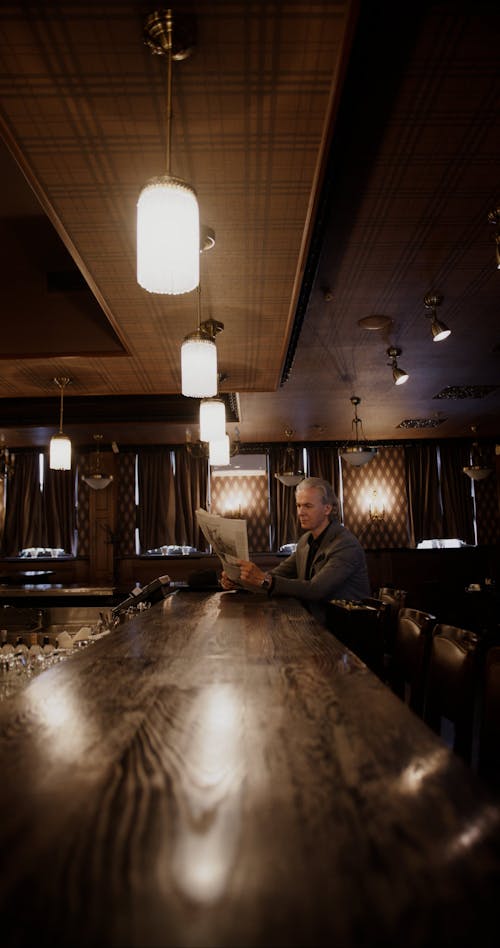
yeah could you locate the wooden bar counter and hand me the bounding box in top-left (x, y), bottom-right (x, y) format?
top-left (1, 589), bottom-right (500, 948)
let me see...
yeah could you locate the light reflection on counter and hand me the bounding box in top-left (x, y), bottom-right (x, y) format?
top-left (168, 683), bottom-right (246, 904)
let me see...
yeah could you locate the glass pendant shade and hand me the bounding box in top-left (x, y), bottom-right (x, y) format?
top-left (199, 398), bottom-right (226, 441)
top-left (340, 445), bottom-right (377, 467)
top-left (209, 435), bottom-right (230, 466)
top-left (137, 175), bottom-right (200, 295)
top-left (181, 330), bottom-right (218, 397)
top-left (49, 433), bottom-right (72, 471)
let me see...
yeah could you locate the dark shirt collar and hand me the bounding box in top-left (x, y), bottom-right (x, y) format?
top-left (307, 523), bottom-right (330, 550)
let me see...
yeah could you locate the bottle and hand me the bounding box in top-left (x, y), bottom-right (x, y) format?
top-left (131, 581), bottom-right (142, 597)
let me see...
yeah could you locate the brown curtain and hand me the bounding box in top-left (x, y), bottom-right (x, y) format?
top-left (2, 452), bottom-right (44, 555)
top-left (307, 445), bottom-right (340, 497)
top-left (137, 449), bottom-right (175, 551)
top-left (269, 444), bottom-right (303, 550)
top-left (43, 457), bottom-right (76, 552)
top-left (439, 441), bottom-right (475, 544)
top-left (404, 443), bottom-right (442, 547)
top-left (173, 447), bottom-right (209, 549)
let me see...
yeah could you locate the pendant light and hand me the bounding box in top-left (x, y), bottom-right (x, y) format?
top-left (274, 428), bottom-right (304, 486)
top-left (209, 435), bottom-right (230, 466)
top-left (49, 377), bottom-right (72, 470)
top-left (199, 397), bottom-right (226, 441)
top-left (463, 425), bottom-right (492, 481)
top-left (181, 284), bottom-right (223, 397)
top-left (340, 396), bottom-right (377, 466)
top-left (137, 9), bottom-right (199, 295)
top-left (82, 434), bottom-right (114, 490)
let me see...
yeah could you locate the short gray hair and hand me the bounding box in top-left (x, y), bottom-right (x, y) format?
top-left (295, 477), bottom-right (339, 517)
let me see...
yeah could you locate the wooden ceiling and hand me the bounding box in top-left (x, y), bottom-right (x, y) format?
top-left (0, 0), bottom-right (498, 449)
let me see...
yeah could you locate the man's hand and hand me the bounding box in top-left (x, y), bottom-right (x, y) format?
top-left (220, 560), bottom-right (267, 591)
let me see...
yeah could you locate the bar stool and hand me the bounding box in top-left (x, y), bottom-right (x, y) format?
top-left (375, 587), bottom-right (407, 656)
top-left (390, 608), bottom-right (436, 716)
top-left (477, 645), bottom-right (500, 791)
top-left (423, 623), bottom-right (480, 764)
top-left (325, 599), bottom-right (385, 679)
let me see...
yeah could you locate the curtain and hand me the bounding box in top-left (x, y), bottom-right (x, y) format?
top-left (2, 452), bottom-right (44, 555)
top-left (173, 448), bottom-right (209, 549)
top-left (137, 450), bottom-right (175, 551)
top-left (439, 441), bottom-right (475, 544)
top-left (404, 443), bottom-right (442, 547)
top-left (269, 444), bottom-right (302, 550)
top-left (307, 445), bottom-right (340, 497)
top-left (43, 458), bottom-right (76, 552)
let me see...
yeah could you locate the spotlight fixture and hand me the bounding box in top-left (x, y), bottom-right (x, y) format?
top-left (274, 428), bottom-right (305, 486)
top-left (424, 293), bottom-right (451, 342)
top-left (137, 9), bottom-right (199, 295)
top-left (387, 347), bottom-right (409, 385)
top-left (82, 435), bottom-right (114, 490)
top-left (487, 208), bottom-right (500, 269)
top-left (199, 397), bottom-right (226, 442)
top-left (49, 377), bottom-right (72, 470)
top-left (463, 425), bottom-right (492, 481)
top-left (340, 396), bottom-right (377, 467)
top-left (181, 284), bottom-right (223, 397)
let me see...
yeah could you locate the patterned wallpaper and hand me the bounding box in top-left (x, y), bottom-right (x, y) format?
top-left (340, 446), bottom-right (410, 549)
top-left (210, 473), bottom-right (270, 552)
top-left (475, 465), bottom-right (500, 545)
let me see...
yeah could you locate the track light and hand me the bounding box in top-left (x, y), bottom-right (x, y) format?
top-left (424, 292), bottom-right (451, 342)
top-left (387, 347), bottom-right (409, 385)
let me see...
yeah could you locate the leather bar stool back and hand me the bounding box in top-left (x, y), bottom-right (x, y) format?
top-left (326, 599), bottom-right (385, 679)
top-left (423, 623), bottom-right (480, 764)
top-left (376, 587), bottom-right (407, 656)
top-left (477, 645), bottom-right (500, 791)
top-left (391, 608), bottom-right (436, 715)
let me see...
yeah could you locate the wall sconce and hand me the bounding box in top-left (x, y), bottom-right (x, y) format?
top-left (137, 9), bottom-right (199, 295)
top-left (181, 285), bottom-right (223, 397)
top-left (368, 489), bottom-right (385, 522)
top-left (487, 208), bottom-right (500, 269)
top-left (424, 292), bottom-right (451, 342)
top-left (0, 439), bottom-right (15, 480)
top-left (49, 377), bottom-right (72, 470)
top-left (199, 397), bottom-right (226, 442)
top-left (387, 347), bottom-right (409, 385)
top-left (463, 425), bottom-right (492, 481)
top-left (339, 396), bottom-right (377, 466)
top-left (82, 434), bottom-right (114, 490)
top-left (274, 428), bottom-right (304, 486)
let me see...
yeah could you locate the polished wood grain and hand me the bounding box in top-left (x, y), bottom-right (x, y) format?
top-left (1, 590), bottom-right (500, 948)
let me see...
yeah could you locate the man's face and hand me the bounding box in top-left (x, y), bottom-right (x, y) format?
top-left (295, 487), bottom-right (332, 536)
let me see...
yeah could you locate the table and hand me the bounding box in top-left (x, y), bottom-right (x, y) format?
top-left (1, 589), bottom-right (500, 948)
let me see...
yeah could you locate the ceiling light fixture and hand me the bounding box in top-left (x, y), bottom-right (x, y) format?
top-left (181, 284), bottom-right (223, 397)
top-left (199, 397), bottom-right (226, 442)
top-left (137, 9), bottom-right (199, 295)
top-left (209, 435), bottom-right (230, 466)
top-left (387, 347), bottom-right (409, 385)
top-left (340, 396), bottom-right (377, 466)
top-left (424, 292), bottom-right (451, 342)
top-left (487, 208), bottom-right (500, 269)
top-left (82, 434), bottom-right (114, 490)
top-left (463, 425), bottom-right (492, 481)
top-left (0, 439), bottom-right (15, 480)
top-left (49, 377), bottom-right (72, 471)
top-left (274, 428), bottom-right (304, 486)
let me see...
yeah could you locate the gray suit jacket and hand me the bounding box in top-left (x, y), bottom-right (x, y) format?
top-left (270, 520), bottom-right (370, 626)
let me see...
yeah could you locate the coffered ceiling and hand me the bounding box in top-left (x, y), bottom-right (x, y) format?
top-left (0, 0), bottom-right (498, 449)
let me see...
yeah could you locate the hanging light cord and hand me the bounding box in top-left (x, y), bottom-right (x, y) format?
top-left (164, 8), bottom-right (173, 176)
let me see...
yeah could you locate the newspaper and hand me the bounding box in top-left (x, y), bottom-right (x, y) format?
top-left (195, 508), bottom-right (249, 582)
